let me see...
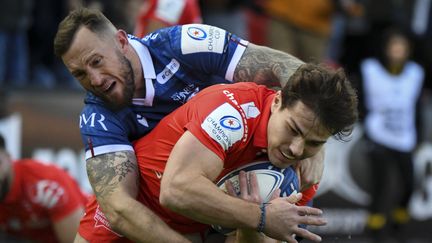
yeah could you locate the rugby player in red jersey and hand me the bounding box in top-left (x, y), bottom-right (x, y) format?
top-left (76, 64), bottom-right (358, 243)
top-left (0, 134), bottom-right (88, 243)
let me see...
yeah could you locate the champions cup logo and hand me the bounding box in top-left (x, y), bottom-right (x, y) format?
top-left (219, 115), bottom-right (242, 131)
top-left (187, 27), bottom-right (207, 40)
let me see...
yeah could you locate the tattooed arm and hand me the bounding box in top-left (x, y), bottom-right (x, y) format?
top-left (86, 151), bottom-right (190, 243)
top-left (233, 43), bottom-right (304, 87)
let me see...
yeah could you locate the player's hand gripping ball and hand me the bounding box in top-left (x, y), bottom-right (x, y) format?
top-left (213, 160), bottom-right (300, 234)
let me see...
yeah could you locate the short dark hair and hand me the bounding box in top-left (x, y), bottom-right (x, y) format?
top-left (54, 8), bottom-right (114, 57)
top-left (281, 63), bottom-right (358, 140)
top-left (0, 134), bottom-right (5, 150)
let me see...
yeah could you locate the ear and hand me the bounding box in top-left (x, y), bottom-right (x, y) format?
top-left (271, 91), bottom-right (282, 113)
top-left (115, 29), bottom-right (129, 53)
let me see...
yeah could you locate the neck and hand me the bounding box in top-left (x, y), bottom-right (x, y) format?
top-left (387, 62), bottom-right (404, 75)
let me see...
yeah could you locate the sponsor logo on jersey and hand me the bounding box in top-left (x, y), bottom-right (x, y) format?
top-left (80, 113), bottom-right (108, 131)
top-left (187, 26), bottom-right (207, 40)
top-left (137, 114), bottom-right (149, 127)
top-left (219, 115), bottom-right (242, 131)
top-left (201, 103), bottom-right (244, 150)
top-left (154, 170), bottom-right (163, 179)
top-left (156, 59), bottom-right (180, 84)
top-left (223, 90), bottom-right (249, 141)
top-left (30, 180), bottom-right (66, 209)
top-left (94, 205), bottom-right (123, 236)
top-left (181, 24), bottom-right (225, 54)
top-left (143, 32), bottom-right (159, 41)
top-left (171, 83), bottom-right (200, 104)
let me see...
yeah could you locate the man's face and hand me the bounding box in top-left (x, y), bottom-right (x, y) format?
top-left (62, 27), bottom-right (135, 110)
top-left (267, 92), bottom-right (331, 168)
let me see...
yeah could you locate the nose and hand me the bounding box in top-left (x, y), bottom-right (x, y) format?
top-left (88, 69), bottom-right (104, 86)
top-left (288, 137), bottom-right (304, 158)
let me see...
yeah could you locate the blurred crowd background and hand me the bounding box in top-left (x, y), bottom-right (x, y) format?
top-left (1, 0), bottom-right (432, 242)
top-left (2, 0), bottom-right (432, 92)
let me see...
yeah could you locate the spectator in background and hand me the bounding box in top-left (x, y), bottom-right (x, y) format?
top-left (408, 0), bottom-right (432, 91)
top-left (264, 0), bottom-right (335, 62)
top-left (0, 0), bottom-right (33, 88)
top-left (338, 0), bottom-right (412, 78)
top-left (135, 0), bottom-right (202, 38)
top-left (0, 134), bottom-right (88, 242)
top-left (28, 0), bottom-right (79, 89)
top-left (87, 0), bottom-right (144, 34)
top-left (199, 0), bottom-right (249, 39)
top-left (360, 28), bottom-right (424, 242)
top-left (325, 0), bottom-right (365, 68)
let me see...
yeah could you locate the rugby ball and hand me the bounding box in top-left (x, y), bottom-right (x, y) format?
top-left (212, 160), bottom-right (300, 234)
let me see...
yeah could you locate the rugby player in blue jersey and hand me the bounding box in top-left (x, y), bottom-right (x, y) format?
top-left (54, 8), bottom-right (325, 242)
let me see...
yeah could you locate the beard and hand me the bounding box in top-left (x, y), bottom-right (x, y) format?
top-left (103, 51), bottom-right (135, 111)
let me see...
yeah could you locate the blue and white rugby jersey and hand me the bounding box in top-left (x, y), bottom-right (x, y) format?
top-left (79, 24), bottom-right (249, 159)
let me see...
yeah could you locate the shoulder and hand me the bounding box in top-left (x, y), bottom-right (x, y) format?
top-left (190, 83), bottom-right (274, 114)
top-left (16, 159), bottom-right (70, 179)
top-left (361, 58), bottom-right (379, 69)
top-left (194, 83), bottom-right (272, 144)
top-left (133, 25), bottom-right (181, 48)
top-left (405, 61), bottom-right (424, 74)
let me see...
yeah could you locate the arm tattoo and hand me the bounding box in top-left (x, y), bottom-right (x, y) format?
top-left (234, 45), bottom-right (304, 86)
top-left (86, 151), bottom-right (138, 199)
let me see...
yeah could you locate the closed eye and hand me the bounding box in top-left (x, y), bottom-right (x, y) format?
top-left (288, 124), bottom-right (299, 136)
top-left (72, 70), bottom-right (85, 79)
top-left (307, 140), bottom-right (325, 147)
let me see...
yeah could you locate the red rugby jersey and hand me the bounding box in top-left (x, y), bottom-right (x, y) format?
top-left (0, 159), bottom-right (87, 242)
top-left (134, 82), bottom-right (275, 233)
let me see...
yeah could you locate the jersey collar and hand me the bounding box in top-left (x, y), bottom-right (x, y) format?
top-left (128, 36), bottom-right (156, 79)
top-left (129, 36), bottom-right (156, 106)
top-left (253, 93), bottom-right (275, 148)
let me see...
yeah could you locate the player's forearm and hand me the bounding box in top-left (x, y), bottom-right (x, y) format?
top-left (86, 151), bottom-right (189, 243)
top-left (110, 196), bottom-right (191, 243)
top-left (234, 43), bottom-right (304, 87)
top-left (160, 175), bottom-right (261, 230)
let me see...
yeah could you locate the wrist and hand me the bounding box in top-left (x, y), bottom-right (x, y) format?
top-left (257, 203), bottom-right (269, 232)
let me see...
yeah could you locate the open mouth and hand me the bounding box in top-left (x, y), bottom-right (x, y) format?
top-left (280, 150), bottom-right (295, 161)
top-left (102, 81), bottom-right (115, 93)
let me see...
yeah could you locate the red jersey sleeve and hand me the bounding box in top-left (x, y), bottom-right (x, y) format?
top-left (297, 184), bottom-right (319, 206)
top-left (184, 87), bottom-right (248, 162)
